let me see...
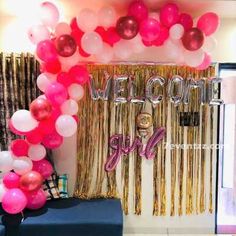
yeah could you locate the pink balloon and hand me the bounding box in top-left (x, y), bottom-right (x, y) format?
top-left (43, 60), bottom-right (62, 74)
top-left (10, 139), bottom-right (29, 157)
top-left (25, 188), bottom-right (46, 210)
top-left (139, 18), bottom-right (161, 42)
top-left (42, 131), bottom-right (63, 149)
top-left (57, 72), bottom-right (72, 87)
top-left (40, 1), bottom-right (59, 28)
top-left (26, 128), bottom-right (44, 144)
top-left (160, 3), bottom-right (179, 28)
top-left (32, 159), bottom-right (53, 179)
top-left (104, 27), bottom-right (121, 46)
top-left (45, 82), bottom-right (68, 105)
top-left (69, 65), bottom-right (89, 85)
top-left (36, 40), bottom-right (58, 63)
top-left (38, 118), bottom-right (56, 135)
top-left (179, 13), bottom-right (193, 31)
top-left (128, 0), bottom-right (148, 22)
top-left (197, 53), bottom-right (212, 70)
top-left (3, 172), bottom-right (20, 189)
top-left (197, 12), bottom-right (219, 36)
top-left (152, 25), bottom-right (169, 46)
top-left (28, 25), bottom-right (50, 44)
top-left (2, 188), bottom-right (27, 214)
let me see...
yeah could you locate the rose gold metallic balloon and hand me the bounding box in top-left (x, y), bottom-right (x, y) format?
top-left (55, 34), bottom-right (77, 57)
top-left (30, 98), bottom-right (52, 121)
top-left (116, 16), bottom-right (139, 40)
top-left (19, 171), bottom-right (43, 192)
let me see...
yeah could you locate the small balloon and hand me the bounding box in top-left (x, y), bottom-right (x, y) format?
top-left (104, 27), bottom-right (121, 46)
top-left (2, 188), bottom-right (27, 214)
top-left (160, 3), bottom-right (179, 28)
top-left (37, 73), bottom-right (54, 92)
top-left (55, 34), bottom-right (77, 57)
top-left (57, 72), bottom-right (72, 87)
top-left (42, 59), bottom-right (62, 74)
top-left (13, 157), bottom-right (33, 176)
top-left (116, 16), bottom-right (139, 40)
top-left (182, 28), bottom-right (204, 51)
top-left (60, 99), bottom-right (79, 115)
top-left (26, 128), bottom-right (44, 145)
top-left (32, 159), bottom-right (53, 179)
top-left (55, 115), bottom-right (77, 137)
top-left (28, 25), bottom-right (50, 44)
top-left (98, 6), bottom-right (116, 27)
top-left (67, 84), bottom-right (84, 101)
top-left (36, 40), bottom-right (58, 63)
top-left (25, 188), bottom-right (46, 210)
top-left (81, 32), bottom-right (103, 55)
top-left (128, 0), bottom-right (148, 22)
top-left (179, 13), bottom-right (193, 30)
top-left (3, 172), bottom-right (20, 189)
top-left (19, 171), bottom-right (43, 192)
top-left (77, 8), bottom-right (98, 32)
top-left (30, 98), bottom-right (52, 121)
top-left (28, 144), bottom-right (46, 161)
top-left (169, 24), bottom-right (184, 40)
top-left (40, 1), bottom-right (60, 28)
top-left (10, 139), bottom-right (29, 157)
top-left (42, 131), bottom-right (63, 149)
top-left (55, 22), bottom-right (71, 36)
top-left (0, 151), bottom-right (14, 173)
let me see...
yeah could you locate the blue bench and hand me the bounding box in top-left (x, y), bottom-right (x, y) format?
top-left (0, 198), bottom-right (123, 236)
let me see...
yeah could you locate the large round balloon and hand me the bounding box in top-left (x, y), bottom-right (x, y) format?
top-left (25, 188), bottom-right (47, 210)
top-left (30, 98), bottom-right (52, 121)
top-left (55, 115), bottom-right (77, 137)
top-left (81, 32), bottom-right (103, 55)
top-left (10, 139), bottom-right (29, 157)
top-left (2, 188), bottom-right (27, 214)
top-left (19, 171), bottom-right (43, 192)
top-left (13, 157), bottom-right (33, 176)
top-left (55, 34), bottom-right (77, 57)
top-left (3, 172), bottom-right (20, 189)
top-left (32, 159), bottom-right (53, 179)
top-left (182, 28), bottom-right (204, 51)
top-left (116, 16), bottom-right (139, 40)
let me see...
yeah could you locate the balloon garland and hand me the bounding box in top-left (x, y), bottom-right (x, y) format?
top-left (0, 1), bottom-right (219, 214)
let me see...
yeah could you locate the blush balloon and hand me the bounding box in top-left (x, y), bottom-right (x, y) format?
top-left (140, 18), bottom-right (161, 42)
top-left (160, 3), bottom-right (179, 28)
top-left (30, 98), bottom-right (52, 121)
top-left (19, 171), bottom-right (43, 192)
top-left (182, 28), bottom-right (204, 51)
top-left (128, 0), bottom-right (148, 22)
top-left (179, 13), bottom-right (193, 30)
top-left (116, 16), bottom-right (139, 40)
top-left (25, 188), bottom-right (46, 210)
top-left (55, 34), bottom-right (77, 57)
top-left (32, 159), bottom-right (53, 179)
top-left (10, 139), bottom-right (29, 157)
top-left (3, 172), bottom-right (20, 189)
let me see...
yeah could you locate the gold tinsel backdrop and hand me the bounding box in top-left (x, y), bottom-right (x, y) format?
top-left (74, 64), bottom-right (218, 216)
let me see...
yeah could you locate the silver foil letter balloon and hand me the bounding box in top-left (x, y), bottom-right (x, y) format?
top-left (114, 76), bottom-right (128, 103)
top-left (208, 77), bottom-right (224, 105)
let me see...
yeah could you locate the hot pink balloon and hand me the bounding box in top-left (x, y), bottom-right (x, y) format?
top-left (104, 27), bottom-right (121, 46)
top-left (10, 139), bottom-right (29, 157)
top-left (2, 188), bottom-right (27, 214)
top-left (197, 53), bottom-right (212, 70)
top-left (26, 128), bottom-right (44, 145)
top-left (69, 65), bottom-right (89, 85)
top-left (32, 159), bottom-right (53, 179)
top-left (45, 82), bottom-right (68, 105)
top-left (25, 188), bottom-right (47, 210)
top-left (57, 72), bottom-right (72, 87)
top-left (179, 13), bottom-right (193, 31)
top-left (197, 12), bottom-right (219, 36)
top-left (160, 3), bottom-right (179, 28)
top-left (36, 40), bottom-right (58, 63)
top-left (139, 18), bottom-right (161, 42)
top-left (42, 131), bottom-right (63, 149)
top-left (38, 118), bottom-right (56, 135)
top-left (3, 172), bottom-right (20, 189)
top-left (43, 60), bottom-right (62, 74)
top-left (152, 25), bottom-right (169, 46)
top-left (128, 0), bottom-right (148, 22)
top-left (40, 1), bottom-right (59, 28)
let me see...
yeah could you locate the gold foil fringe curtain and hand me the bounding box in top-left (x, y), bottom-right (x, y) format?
top-left (74, 64), bottom-right (217, 216)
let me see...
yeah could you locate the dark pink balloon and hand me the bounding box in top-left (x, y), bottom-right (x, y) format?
top-left (69, 65), bottom-right (89, 85)
top-left (160, 3), bottom-right (179, 28)
top-left (57, 72), bottom-right (72, 87)
top-left (26, 128), bottom-right (44, 144)
top-left (3, 172), bottom-right (20, 189)
top-left (179, 13), bottom-right (193, 30)
top-left (182, 28), bottom-right (204, 51)
top-left (25, 188), bottom-right (47, 210)
top-left (38, 118), bottom-right (56, 135)
top-left (45, 82), bottom-right (68, 105)
top-left (36, 40), bottom-right (58, 62)
top-left (42, 131), bottom-right (63, 149)
top-left (55, 34), bottom-right (77, 57)
top-left (32, 159), bottom-right (53, 179)
top-left (142, 39), bottom-right (153, 47)
top-left (197, 53), bottom-right (211, 70)
top-left (95, 26), bottom-right (107, 41)
top-left (43, 59), bottom-right (61, 74)
top-left (128, 0), bottom-right (148, 22)
top-left (152, 25), bottom-right (169, 46)
top-left (10, 139), bottom-right (29, 157)
top-left (116, 16), bottom-right (139, 40)
top-left (104, 27), bottom-right (121, 46)
top-left (140, 18), bottom-right (161, 42)
top-left (197, 12), bottom-right (219, 36)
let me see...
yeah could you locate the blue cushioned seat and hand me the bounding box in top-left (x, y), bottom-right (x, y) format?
top-left (0, 198), bottom-right (123, 236)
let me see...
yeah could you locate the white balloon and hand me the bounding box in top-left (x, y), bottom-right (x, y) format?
top-left (184, 49), bottom-right (204, 67)
top-left (95, 43), bottom-right (114, 63)
top-left (0, 151), bottom-right (13, 173)
top-left (77, 9), bottom-right (98, 32)
top-left (37, 73), bottom-right (53, 92)
top-left (163, 39), bottom-right (183, 61)
top-left (68, 84), bottom-right (84, 101)
top-left (113, 40), bottom-right (133, 59)
top-left (28, 144), bottom-right (46, 161)
top-left (28, 25), bottom-right (50, 44)
top-left (11, 110), bottom-right (38, 132)
top-left (169, 24), bottom-right (184, 40)
top-left (55, 115), bottom-right (77, 137)
top-left (61, 99), bottom-right (79, 115)
top-left (55, 22), bottom-right (72, 36)
top-left (202, 36), bottom-right (217, 54)
top-left (129, 35), bottom-right (146, 54)
top-left (0, 184), bottom-right (7, 202)
top-left (98, 6), bottom-right (116, 28)
top-left (13, 157), bottom-right (33, 175)
top-left (81, 32), bottom-right (103, 55)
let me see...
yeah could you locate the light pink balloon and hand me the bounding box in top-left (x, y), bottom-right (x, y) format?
top-left (13, 157), bottom-right (33, 176)
top-left (197, 12), bottom-right (219, 36)
top-left (2, 188), bottom-right (27, 214)
top-left (26, 188), bottom-right (47, 210)
top-left (28, 144), bottom-right (46, 161)
top-left (55, 115), bottom-right (77, 137)
top-left (40, 1), bottom-right (60, 28)
top-left (55, 22), bottom-right (71, 37)
top-left (81, 32), bottom-right (103, 55)
top-left (32, 159), bottom-right (53, 179)
top-left (184, 49), bottom-right (204, 68)
top-left (95, 43), bottom-right (114, 63)
top-left (197, 53), bottom-right (212, 70)
top-left (28, 25), bottom-right (50, 44)
top-left (68, 84), bottom-right (84, 101)
top-left (3, 172), bottom-right (20, 189)
top-left (60, 99), bottom-right (79, 115)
